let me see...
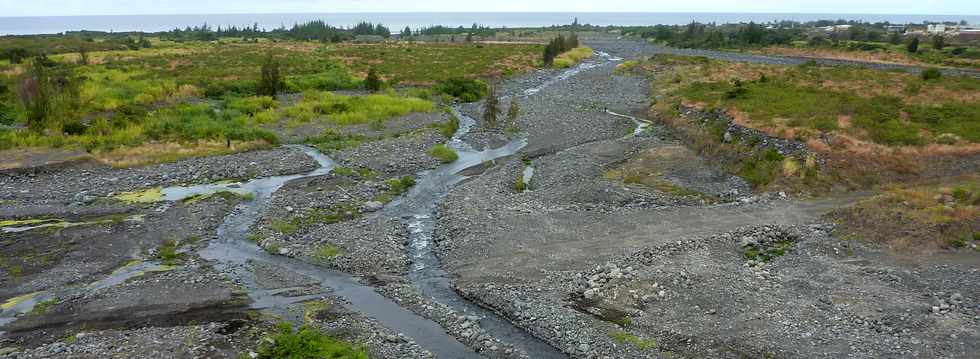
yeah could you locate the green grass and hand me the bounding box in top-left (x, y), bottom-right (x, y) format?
top-left (743, 239), bottom-right (795, 262)
top-left (553, 47), bottom-right (594, 68)
top-left (315, 244), bottom-right (342, 260)
top-left (305, 130), bottom-right (372, 152)
top-left (270, 218), bottom-right (299, 235)
top-left (256, 322), bottom-right (368, 359)
top-left (285, 91), bottom-right (433, 127)
top-left (326, 42), bottom-right (541, 84)
top-left (156, 239), bottom-right (180, 265)
top-left (677, 64), bottom-right (980, 146)
top-left (30, 298), bottom-right (58, 316)
top-left (428, 144), bottom-right (458, 163)
top-left (608, 330), bottom-right (657, 351)
top-left (433, 112), bottom-right (460, 138)
top-left (737, 148), bottom-right (785, 187)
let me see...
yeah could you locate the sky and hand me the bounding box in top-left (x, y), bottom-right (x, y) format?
top-left (0, 0), bottom-right (976, 17)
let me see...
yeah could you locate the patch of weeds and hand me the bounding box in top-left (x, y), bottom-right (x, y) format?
top-left (432, 113), bottom-right (460, 138)
top-left (270, 218), bottom-right (299, 235)
top-left (115, 187), bottom-right (164, 203)
top-left (387, 176), bottom-right (416, 194)
top-left (265, 243), bottom-right (281, 254)
top-left (333, 166), bottom-right (355, 177)
top-left (515, 174), bottom-right (527, 193)
top-left (305, 129), bottom-right (372, 152)
top-left (314, 244), bottom-right (342, 261)
top-left (743, 240), bottom-right (795, 263)
top-left (921, 68), bottom-right (942, 81)
top-left (946, 236), bottom-right (968, 248)
top-left (30, 298), bottom-right (58, 316)
top-left (256, 322), bottom-right (368, 359)
top-left (737, 148), bottom-right (785, 188)
top-left (245, 233), bottom-right (263, 242)
top-left (374, 176), bottom-right (416, 203)
top-left (302, 300), bottom-right (336, 324)
top-left (608, 330), bottom-right (657, 351)
top-left (156, 239), bottom-right (181, 265)
top-left (64, 334), bottom-right (77, 344)
top-left (428, 144), bottom-right (458, 163)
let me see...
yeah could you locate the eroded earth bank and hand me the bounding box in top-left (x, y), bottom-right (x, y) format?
top-left (1, 34), bottom-right (978, 359)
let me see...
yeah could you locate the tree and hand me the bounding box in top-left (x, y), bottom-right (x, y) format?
top-left (257, 53), bottom-right (282, 97)
top-left (887, 32), bottom-right (903, 45)
top-left (402, 26), bottom-right (412, 37)
top-left (506, 97), bottom-right (520, 131)
top-left (77, 47), bottom-right (89, 65)
top-left (18, 56), bottom-right (51, 132)
top-left (931, 35), bottom-right (945, 50)
top-left (543, 42), bottom-right (556, 66)
top-left (364, 68), bottom-right (382, 92)
top-left (482, 79), bottom-right (500, 129)
top-left (906, 36), bottom-right (919, 53)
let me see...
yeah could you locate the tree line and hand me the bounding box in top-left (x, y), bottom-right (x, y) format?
top-left (542, 33), bottom-right (580, 66)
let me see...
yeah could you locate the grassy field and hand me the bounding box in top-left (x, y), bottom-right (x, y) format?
top-left (756, 41), bottom-right (980, 69)
top-left (661, 56), bottom-right (980, 146)
top-left (830, 178), bottom-right (980, 251)
top-left (553, 47), bottom-right (594, 68)
top-left (637, 54), bottom-right (980, 191)
top-left (0, 37), bottom-right (535, 167)
top-left (324, 42), bottom-right (542, 85)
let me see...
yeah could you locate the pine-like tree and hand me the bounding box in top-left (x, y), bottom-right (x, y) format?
top-left (906, 36), bottom-right (919, 53)
top-left (506, 96), bottom-right (520, 130)
top-left (482, 79), bottom-right (500, 129)
top-left (364, 68), bottom-right (382, 92)
top-left (931, 35), bottom-right (945, 50)
top-left (257, 53), bottom-right (282, 96)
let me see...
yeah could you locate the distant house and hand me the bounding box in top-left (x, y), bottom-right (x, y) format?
top-left (885, 25), bottom-right (906, 33)
top-left (819, 24), bottom-right (853, 33)
top-left (927, 24), bottom-right (947, 34)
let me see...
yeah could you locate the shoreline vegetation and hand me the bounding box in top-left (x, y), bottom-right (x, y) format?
top-left (0, 20), bottom-right (546, 168)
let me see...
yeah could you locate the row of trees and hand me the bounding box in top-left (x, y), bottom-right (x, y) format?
top-left (402, 24), bottom-right (497, 37)
top-left (161, 20), bottom-right (392, 43)
top-left (542, 33), bottom-right (580, 66)
top-left (635, 22), bottom-right (795, 49)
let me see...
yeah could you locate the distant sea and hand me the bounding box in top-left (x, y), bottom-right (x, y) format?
top-left (2, 12), bottom-right (979, 36)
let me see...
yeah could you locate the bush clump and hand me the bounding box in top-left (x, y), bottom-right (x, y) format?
top-left (428, 144), bottom-right (458, 163)
top-left (921, 68), bottom-right (942, 81)
top-left (256, 323), bottom-right (368, 359)
top-left (434, 78), bottom-right (486, 102)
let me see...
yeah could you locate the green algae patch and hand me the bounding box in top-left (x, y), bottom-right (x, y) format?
top-left (0, 219), bottom-right (59, 227)
top-left (115, 187), bottom-right (164, 203)
top-left (1, 292), bottom-right (43, 311)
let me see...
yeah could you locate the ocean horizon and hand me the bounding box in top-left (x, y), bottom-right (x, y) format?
top-left (1, 12), bottom-right (979, 36)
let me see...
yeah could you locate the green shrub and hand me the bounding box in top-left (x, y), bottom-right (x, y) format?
top-left (257, 323), bottom-right (368, 359)
top-left (364, 68), bottom-right (382, 92)
top-left (428, 144), bottom-right (458, 163)
top-left (386, 176), bottom-right (416, 194)
top-left (921, 68), bottom-right (942, 81)
top-left (434, 78), bottom-right (486, 102)
top-left (738, 148), bottom-right (784, 187)
top-left (156, 239), bottom-right (180, 264)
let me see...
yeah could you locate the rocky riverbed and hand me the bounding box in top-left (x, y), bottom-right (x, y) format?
top-left (1, 34), bottom-right (977, 359)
